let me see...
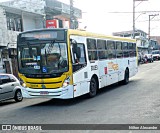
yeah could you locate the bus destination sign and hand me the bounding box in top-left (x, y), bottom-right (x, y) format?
top-left (20, 30), bottom-right (65, 41)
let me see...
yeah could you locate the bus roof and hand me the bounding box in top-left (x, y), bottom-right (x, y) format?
top-left (19, 28), bottom-right (136, 43)
top-left (68, 29), bottom-right (136, 42)
top-left (18, 28), bottom-right (67, 35)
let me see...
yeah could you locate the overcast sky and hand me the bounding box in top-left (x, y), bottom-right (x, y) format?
top-left (75, 0), bottom-right (160, 36)
top-left (1, 0), bottom-right (160, 36)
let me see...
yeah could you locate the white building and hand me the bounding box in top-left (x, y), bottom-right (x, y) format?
top-left (0, 0), bottom-right (82, 77)
top-left (0, 4), bottom-right (44, 76)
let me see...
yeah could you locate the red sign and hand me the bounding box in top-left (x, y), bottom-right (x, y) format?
top-left (46, 20), bottom-right (57, 28)
top-left (104, 67), bottom-right (108, 74)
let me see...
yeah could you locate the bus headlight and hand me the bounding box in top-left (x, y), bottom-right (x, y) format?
top-left (63, 76), bottom-right (70, 88)
top-left (22, 83), bottom-right (27, 88)
top-left (20, 81), bottom-right (27, 88)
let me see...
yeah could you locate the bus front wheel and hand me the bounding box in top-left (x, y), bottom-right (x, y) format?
top-left (88, 77), bottom-right (98, 98)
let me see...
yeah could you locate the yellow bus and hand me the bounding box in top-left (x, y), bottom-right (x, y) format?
top-left (17, 29), bottom-right (138, 99)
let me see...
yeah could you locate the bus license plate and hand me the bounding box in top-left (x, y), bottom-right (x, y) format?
top-left (40, 91), bottom-right (49, 95)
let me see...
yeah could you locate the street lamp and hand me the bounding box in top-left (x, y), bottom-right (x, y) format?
top-left (148, 14), bottom-right (159, 40)
top-left (135, 12), bottom-right (146, 20)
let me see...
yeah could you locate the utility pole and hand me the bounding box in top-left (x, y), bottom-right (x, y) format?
top-left (70, 0), bottom-right (74, 29)
top-left (148, 14), bottom-right (159, 40)
top-left (133, 0), bottom-right (135, 39)
top-left (133, 0), bottom-right (148, 39)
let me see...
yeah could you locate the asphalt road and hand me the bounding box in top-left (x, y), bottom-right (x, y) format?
top-left (1, 61), bottom-right (160, 132)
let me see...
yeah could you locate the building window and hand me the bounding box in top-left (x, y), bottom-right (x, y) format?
top-left (6, 12), bottom-right (23, 32)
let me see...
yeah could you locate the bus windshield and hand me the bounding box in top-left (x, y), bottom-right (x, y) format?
top-left (18, 41), bottom-right (68, 74)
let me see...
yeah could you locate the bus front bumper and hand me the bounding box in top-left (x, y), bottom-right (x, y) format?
top-left (21, 85), bottom-right (74, 99)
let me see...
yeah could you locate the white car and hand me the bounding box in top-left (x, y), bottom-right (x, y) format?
top-left (152, 50), bottom-right (160, 60)
top-left (0, 74), bottom-right (23, 102)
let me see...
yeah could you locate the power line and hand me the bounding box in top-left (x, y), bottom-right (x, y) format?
top-left (108, 11), bottom-right (160, 14)
top-left (137, 19), bottom-right (160, 22)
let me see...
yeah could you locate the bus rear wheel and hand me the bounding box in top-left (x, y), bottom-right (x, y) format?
top-left (88, 77), bottom-right (98, 98)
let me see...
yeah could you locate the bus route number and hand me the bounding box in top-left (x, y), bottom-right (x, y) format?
top-left (91, 65), bottom-right (98, 71)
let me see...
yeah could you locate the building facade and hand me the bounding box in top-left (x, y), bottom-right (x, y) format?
top-left (0, 0), bottom-right (82, 77)
top-left (150, 36), bottom-right (160, 50)
top-left (0, 5), bottom-right (44, 76)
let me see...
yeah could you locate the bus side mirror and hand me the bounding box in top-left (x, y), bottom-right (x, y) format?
top-left (71, 40), bottom-right (77, 53)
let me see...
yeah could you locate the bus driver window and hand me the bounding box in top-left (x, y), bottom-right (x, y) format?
top-left (70, 39), bottom-right (87, 72)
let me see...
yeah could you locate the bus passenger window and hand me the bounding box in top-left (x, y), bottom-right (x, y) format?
top-left (133, 43), bottom-right (136, 57)
top-left (97, 39), bottom-right (107, 59)
top-left (87, 38), bottom-right (97, 61)
top-left (107, 40), bottom-right (116, 59)
top-left (116, 41), bottom-right (123, 58)
top-left (122, 42), bottom-right (129, 57)
top-left (88, 51), bottom-right (97, 60)
top-left (128, 43), bottom-right (134, 57)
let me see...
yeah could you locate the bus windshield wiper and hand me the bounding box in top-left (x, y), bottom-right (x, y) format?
top-left (47, 40), bottom-right (55, 54)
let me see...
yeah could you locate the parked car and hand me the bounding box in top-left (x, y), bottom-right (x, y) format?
top-left (144, 54), bottom-right (154, 63)
top-left (0, 74), bottom-right (23, 102)
top-left (152, 50), bottom-right (160, 60)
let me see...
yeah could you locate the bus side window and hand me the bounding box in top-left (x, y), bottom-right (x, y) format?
top-left (116, 41), bottom-right (123, 58)
top-left (87, 38), bottom-right (97, 61)
top-left (71, 42), bottom-right (87, 72)
top-left (128, 43), bottom-right (133, 57)
top-left (133, 43), bottom-right (136, 56)
top-left (97, 39), bottom-right (107, 59)
top-left (107, 40), bottom-right (116, 59)
top-left (77, 44), bottom-right (87, 64)
top-left (122, 42), bottom-right (129, 57)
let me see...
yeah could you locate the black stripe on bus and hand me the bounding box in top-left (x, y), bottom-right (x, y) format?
top-left (26, 81), bottom-right (62, 84)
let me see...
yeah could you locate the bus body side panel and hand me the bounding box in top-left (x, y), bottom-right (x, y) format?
top-left (70, 35), bottom-right (89, 97)
top-left (98, 60), bottom-right (107, 88)
top-left (98, 59), bottom-right (119, 88)
top-left (106, 59), bottom-right (119, 86)
top-left (129, 57), bottom-right (137, 77)
top-left (70, 35), bottom-right (100, 97)
top-left (128, 43), bottom-right (138, 78)
top-left (117, 58), bottom-right (125, 82)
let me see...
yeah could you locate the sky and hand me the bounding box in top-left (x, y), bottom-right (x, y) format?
top-left (74, 0), bottom-right (160, 36)
top-left (1, 0), bottom-right (160, 36)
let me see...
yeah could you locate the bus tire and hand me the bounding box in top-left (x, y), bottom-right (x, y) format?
top-left (88, 77), bottom-right (98, 98)
top-left (14, 90), bottom-right (23, 102)
top-left (122, 69), bottom-right (129, 85)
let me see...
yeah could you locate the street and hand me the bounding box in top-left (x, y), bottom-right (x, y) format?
top-left (0, 61), bottom-right (160, 132)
